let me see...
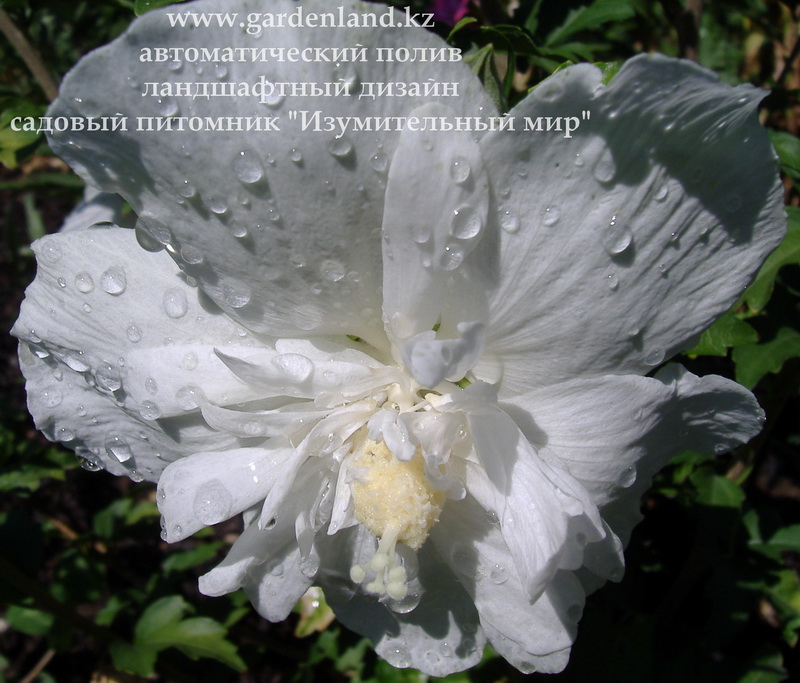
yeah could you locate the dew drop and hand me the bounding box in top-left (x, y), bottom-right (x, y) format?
top-left (655, 184), bottom-right (669, 202)
top-left (606, 272), bottom-right (619, 291)
top-left (163, 288), bottom-right (188, 318)
top-left (176, 240), bottom-right (202, 263)
top-left (77, 454), bottom-right (102, 472)
top-left (144, 377), bottom-right (158, 395)
top-left (645, 348), bottom-right (665, 366)
top-left (450, 206), bottom-right (482, 240)
top-left (320, 259), bottom-right (345, 282)
top-left (543, 205), bottom-right (561, 226)
top-left (449, 156), bottom-right (471, 184)
top-left (57, 277), bottom-right (66, 288)
top-left (272, 353), bottom-right (314, 382)
top-left (156, 97), bottom-right (179, 117)
top-left (100, 266), bottom-right (127, 295)
top-left (499, 209), bottom-right (519, 234)
top-left (74, 272), bottom-right (94, 293)
top-left (181, 351), bottom-right (198, 370)
top-left (42, 242), bottom-right (63, 264)
top-left (439, 245), bottom-right (464, 271)
top-left (261, 81), bottom-right (285, 108)
top-left (223, 283), bottom-right (251, 308)
top-left (209, 197), bottom-right (228, 215)
top-left (193, 478), bottom-right (234, 525)
top-left (176, 385), bottom-right (201, 411)
top-left (178, 180), bottom-right (196, 198)
top-left (601, 215), bottom-right (633, 256)
top-left (391, 647), bottom-right (411, 669)
top-left (105, 436), bottom-right (133, 463)
top-left (288, 148), bottom-right (303, 163)
top-left (369, 151), bottom-right (389, 174)
top-left (593, 149), bottom-right (617, 183)
top-left (489, 564), bottom-right (508, 584)
top-left (96, 364), bottom-right (122, 392)
top-left (620, 465), bottom-right (636, 488)
top-left (233, 150), bottom-right (264, 184)
top-left (41, 388), bottom-right (63, 408)
top-left (83, 303), bottom-right (92, 313)
top-left (139, 400), bottom-right (161, 421)
top-left (327, 137), bottom-right (353, 158)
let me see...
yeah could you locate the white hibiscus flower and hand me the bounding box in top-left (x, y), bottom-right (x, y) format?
top-left (13, 0), bottom-right (785, 676)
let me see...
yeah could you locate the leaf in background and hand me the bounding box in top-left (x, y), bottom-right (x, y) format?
top-left (462, 44), bottom-right (508, 112)
top-left (685, 309), bottom-right (759, 357)
top-left (768, 129), bottom-right (800, 182)
top-left (732, 327), bottom-right (800, 389)
top-left (744, 206), bottom-right (800, 312)
top-left (161, 542), bottom-right (222, 574)
top-left (295, 587), bottom-right (335, 638)
top-left (0, 98), bottom-right (44, 169)
top-left (546, 0), bottom-right (636, 46)
top-left (134, 0), bottom-right (184, 15)
top-left (5, 605), bottom-right (54, 636)
top-left (691, 470), bottom-right (745, 509)
top-left (736, 645), bottom-right (788, 683)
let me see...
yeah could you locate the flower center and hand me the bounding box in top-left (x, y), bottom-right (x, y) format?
top-left (348, 437), bottom-right (445, 600)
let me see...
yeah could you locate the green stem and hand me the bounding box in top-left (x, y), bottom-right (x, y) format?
top-left (0, 8), bottom-right (59, 102)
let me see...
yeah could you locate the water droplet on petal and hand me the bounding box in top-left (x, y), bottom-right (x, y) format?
top-left (272, 353), bottom-right (314, 382)
top-left (601, 216), bottom-right (633, 256)
top-left (606, 272), bottom-right (619, 290)
top-left (42, 242), bottom-right (63, 264)
top-left (156, 97), bottom-right (179, 117)
top-left (620, 465), bottom-right (636, 488)
top-left (288, 148), bottom-right (303, 163)
top-left (369, 151), bottom-right (388, 174)
top-left (489, 564), bottom-right (508, 584)
top-left (96, 364), bottom-right (122, 392)
top-left (327, 137), bottom-right (353, 158)
top-left (75, 272), bottom-right (94, 293)
top-left (449, 156), bottom-right (471, 184)
top-left (439, 246), bottom-right (464, 271)
top-left (41, 388), bottom-right (63, 407)
top-left (145, 377), bottom-right (158, 394)
top-left (57, 277), bottom-right (66, 288)
top-left (209, 197), bottom-right (228, 215)
top-left (655, 184), bottom-right (669, 202)
top-left (100, 266), bottom-right (127, 295)
top-left (78, 454), bottom-right (102, 472)
top-left (499, 209), bottom-right (520, 234)
top-left (543, 205), bottom-right (561, 226)
top-left (178, 180), bottom-right (196, 198)
top-left (450, 206), bottom-right (482, 240)
top-left (223, 283), bottom-right (251, 308)
top-left (139, 400), bottom-right (161, 421)
top-left (105, 436), bottom-right (133, 463)
top-left (593, 148), bottom-right (617, 183)
top-left (176, 385), bottom-right (202, 410)
top-left (193, 479), bottom-right (234, 525)
top-left (233, 150), bottom-right (264, 183)
top-left (163, 288), bottom-right (188, 318)
top-left (180, 245), bottom-right (203, 264)
top-left (645, 348), bottom-right (665, 366)
top-left (320, 259), bottom-right (345, 282)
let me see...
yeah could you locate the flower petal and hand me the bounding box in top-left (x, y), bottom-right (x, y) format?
top-left (46, 0), bottom-right (493, 347)
top-left (12, 228), bottom-right (251, 479)
top-left (381, 103), bottom-right (491, 349)
top-left (478, 55), bottom-right (784, 394)
top-left (432, 494), bottom-right (582, 673)
top-left (322, 526), bottom-right (485, 676)
top-left (507, 365), bottom-right (763, 545)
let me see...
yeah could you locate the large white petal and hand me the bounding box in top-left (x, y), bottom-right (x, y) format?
top-left (477, 55), bottom-right (784, 394)
top-left (506, 365), bottom-right (763, 546)
top-left (432, 494), bottom-right (584, 672)
top-left (12, 228), bottom-right (254, 479)
top-left (321, 526), bottom-right (485, 676)
top-left (46, 0), bottom-right (494, 349)
top-left (381, 102), bottom-right (490, 351)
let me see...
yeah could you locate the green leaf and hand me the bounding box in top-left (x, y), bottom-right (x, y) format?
top-left (462, 45), bottom-right (508, 113)
top-left (736, 645), bottom-right (787, 683)
top-left (134, 0), bottom-right (183, 15)
top-left (132, 596), bottom-right (245, 672)
top-left (109, 640), bottom-right (158, 677)
top-left (161, 542), bottom-right (222, 574)
top-left (0, 98), bottom-right (44, 169)
top-left (5, 604), bottom-right (54, 636)
top-left (684, 309), bottom-right (758, 357)
top-left (446, 16), bottom-right (478, 43)
top-left (691, 471), bottom-right (745, 509)
top-left (768, 129), bottom-right (800, 182)
top-left (743, 207), bottom-right (800, 312)
top-left (546, 0), bottom-right (636, 46)
top-left (732, 327), bottom-right (800, 389)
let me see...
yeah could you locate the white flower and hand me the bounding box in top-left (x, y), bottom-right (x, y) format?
top-left (13, 0), bottom-right (785, 676)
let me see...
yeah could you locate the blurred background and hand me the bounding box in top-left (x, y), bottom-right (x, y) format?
top-left (1, 0), bottom-right (799, 680)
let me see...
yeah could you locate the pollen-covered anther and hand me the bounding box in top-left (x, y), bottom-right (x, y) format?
top-left (348, 437), bottom-right (446, 599)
